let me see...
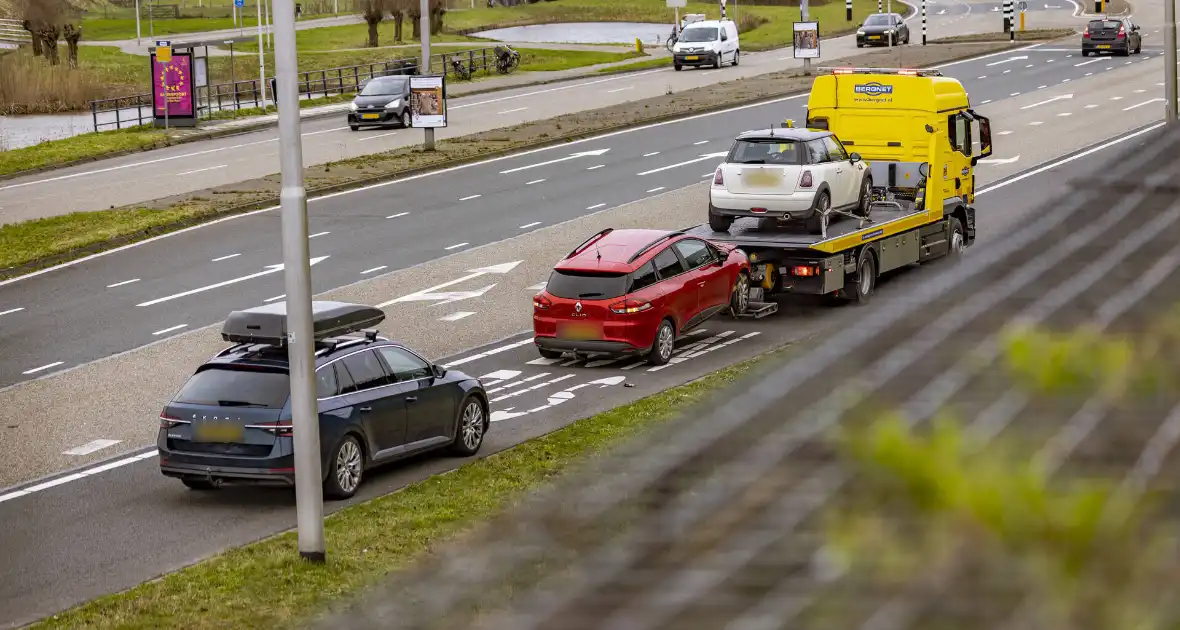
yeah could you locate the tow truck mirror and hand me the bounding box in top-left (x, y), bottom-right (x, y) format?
top-left (924, 124), bottom-right (934, 134)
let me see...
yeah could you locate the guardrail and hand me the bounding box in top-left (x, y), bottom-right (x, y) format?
top-left (0, 18), bottom-right (32, 46)
top-left (88, 46), bottom-right (502, 132)
top-left (315, 122), bottom-right (1180, 629)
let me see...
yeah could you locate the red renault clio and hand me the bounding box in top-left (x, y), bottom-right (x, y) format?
top-left (533, 228), bottom-right (751, 365)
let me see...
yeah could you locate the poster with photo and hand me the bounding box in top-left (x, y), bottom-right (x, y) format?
top-left (410, 75), bottom-right (447, 128)
top-left (793, 21), bottom-right (820, 59)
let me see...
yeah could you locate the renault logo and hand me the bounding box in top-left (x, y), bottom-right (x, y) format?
top-left (575, 302), bottom-right (583, 313)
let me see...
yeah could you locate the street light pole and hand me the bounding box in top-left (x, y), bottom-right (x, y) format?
top-left (271, 0), bottom-right (327, 563)
top-left (1166, 0), bottom-right (1178, 124)
top-left (135, 0), bottom-right (142, 45)
top-left (421, 0), bottom-right (435, 150)
top-left (257, 0), bottom-right (267, 112)
top-left (801, 0), bottom-right (811, 76)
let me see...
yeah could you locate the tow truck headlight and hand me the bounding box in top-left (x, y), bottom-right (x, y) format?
top-left (385, 98), bottom-right (401, 109)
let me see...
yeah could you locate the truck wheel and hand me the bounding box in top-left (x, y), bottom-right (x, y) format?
top-left (709, 211), bottom-right (733, 232)
top-left (947, 217), bottom-right (966, 259)
top-left (856, 176), bottom-right (873, 217)
top-left (842, 248), bottom-right (877, 305)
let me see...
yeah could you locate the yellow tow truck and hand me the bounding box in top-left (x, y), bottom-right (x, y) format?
top-left (688, 66), bottom-right (993, 307)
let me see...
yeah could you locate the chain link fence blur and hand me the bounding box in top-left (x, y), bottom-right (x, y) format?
top-left (314, 122), bottom-right (1180, 630)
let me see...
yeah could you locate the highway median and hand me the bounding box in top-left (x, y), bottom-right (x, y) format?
top-left (25, 342), bottom-right (808, 630)
top-left (0, 39), bottom-right (1052, 281)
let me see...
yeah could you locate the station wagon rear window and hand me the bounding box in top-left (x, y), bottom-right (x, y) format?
top-left (546, 270), bottom-right (631, 300)
top-left (174, 367), bottom-right (290, 409)
top-left (728, 138), bottom-right (804, 165)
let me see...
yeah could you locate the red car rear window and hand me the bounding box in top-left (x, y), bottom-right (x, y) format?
top-left (546, 270), bottom-right (630, 300)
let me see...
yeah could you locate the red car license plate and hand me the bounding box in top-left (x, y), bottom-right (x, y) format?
top-left (557, 321), bottom-right (601, 340)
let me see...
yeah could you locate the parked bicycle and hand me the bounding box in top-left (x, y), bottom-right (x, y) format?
top-left (666, 28), bottom-right (678, 52)
top-left (450, 57), bottom-right (476, 81)
top-left (494, 45), bottom-right (520, 74)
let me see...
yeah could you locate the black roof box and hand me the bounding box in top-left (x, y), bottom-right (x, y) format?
top-left (221, 301), bottom-right (386, 346)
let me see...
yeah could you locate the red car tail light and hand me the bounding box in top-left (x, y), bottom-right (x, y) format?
top-left (609, 299), bottom-right (652, 314)
top-left (247, 421), bottom-right (294, 437)
top-left (1117, 25), bottom-right (1126, 38)
top-left (1083, 29), bottom-right (1090, 38)
top-left (799, 170), bottom-right (814, 188)
top-left (533, 293), bottom-right (552, 310)
top-left (713, 167), bottom-right (724, 186)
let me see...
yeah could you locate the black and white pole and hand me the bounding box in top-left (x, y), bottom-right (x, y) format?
top-left (846, 0), bottom-right (852, 21)
top-left (1002, 0), bottom-right (1012, 33)
top-left (877, 0), bottom-right (882, 11)
top-left (921, 0), bottom-right (926, 44)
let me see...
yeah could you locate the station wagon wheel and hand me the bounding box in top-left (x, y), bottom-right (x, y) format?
top-left (324, 435), bottom-right (364, 500)
top-left (730, 273), bottom-right (750, 317)
top-left (449, 397), bottom-right (487, 456)
top-left (647, 319), bottom-right (676, 365)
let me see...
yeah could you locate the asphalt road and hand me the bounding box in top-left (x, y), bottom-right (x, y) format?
top-left (0, 45), bottom-right (1168, 392)
top-left (0, 122), bottom-right (1162, 628)
top-left (0, 1), bottom-right (1091, 222)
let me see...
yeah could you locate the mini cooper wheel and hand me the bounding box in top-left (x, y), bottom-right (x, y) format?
top-left (709, 211), bottom-right (734, 232)
top-left (647, 319), bottom-right (675, 365)
top-left (323, 435), bottom-right (364, 500)
top-left (449, 397), bottom-right (487, 456)
top-left (856, 176), bottom-right (873, 217)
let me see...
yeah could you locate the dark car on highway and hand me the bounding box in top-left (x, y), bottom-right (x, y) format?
top-left (348, 75), bottom-right (412, 131)
top-left (533, 228), bottom-right (751, 366)
top-left (1081, 17), bottom-right (1142, 57)
top-left (856, 12), bottom-right (910, 47)
top-left (158, 301), bottom-right (489, 500)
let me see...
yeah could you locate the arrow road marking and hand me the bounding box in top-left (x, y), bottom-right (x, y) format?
top-left (499, 148), bottom-right (611, 174)
top-left (479, 370), bottom-right (522, 387)
top-left (637, 152), bottom-right (728, 176)
top-left (377, 261), bottom-right (522, 308)
top-left (985, 55), bottom-right (1028, 66)
top-left (491, 374), bottom-right (575, 403)
top-left (137, 257), bottom-right (329, 307)
top-left (978, 155), bottom-right (1021, 165)
top-left (1020, 94), bottom-right (1072, 109)
top-left (491, 375), bottom-right (627, 421)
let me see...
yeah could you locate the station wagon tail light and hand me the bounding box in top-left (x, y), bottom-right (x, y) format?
top-left (610, 299), bottom-right (652, 314)
top-left (713, 167), bottom-right (724, 186)
top-left (159, 411), bottom-right (183, 429)
top-left (792, 265), bottom-right (820, 277)
top-left (533, 293), bottom-right (552, 310)
top-left (247, 421), bottom-right (293, 437)
top-left (799, 170), bottom-right (814, 188)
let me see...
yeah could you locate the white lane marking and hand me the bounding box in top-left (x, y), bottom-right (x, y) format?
top-left (1110, 96), bottom-right (1124, 100)
top-left (439, 311), bottom-right (475, 322)
top-left (643, 151), bottom-right (661, 157)
top-left (585, 357), bottom-right (623, 368)
top-left (587, 164), bottom-right (605, 170)
top-left (264, 294), bottom-right (285, 302)
top-left (647, 187), bottom-right (666, 193)
top-left (1124, 98), bottom-right (1164, 111)
top-left (177, 164), bottom-right (227, 176)
top-left (525, 179), bottom-right (545, 185)
top-left (444, 242), bottom-right (470, 250)
top-left (0, 449), bottom-right (158, 504)
top-left (0, 307), bottom-right (24, 316)
top-left (1003, 69), bottom-right (1011, 74)
top-left (479, 370), bottom-right (522, 386)
top-left (308, 231), bottom-right (330, 238)
top-left (1058, 112), bottom-right (1072, 116)
top-left (1028, 121), bottom-right (1043, 126)
top-left (1047, 59), bottom-right (1054, 62)
top-left (106, 278), bottom-right (140, 288)
top-left (1062, 78), bottom-right (1071, 83)
top-left (1010, 91), bottom-right (1020, 96)
top-left (3, 47), bottom-right (1038, 290)
top-left (443, 338), bottom-right (535, 368)
top-left (694, 140), bottom-right (709, 145)
top-left (152, 324), bottom-right (187, 336)
top-left (1037, 85), bottom-right (1047, 89)
top-left (979, 99), bottom-right (992, 105)
top-left (1085, 104), bottom-right (1098, 108)
top-left (1085, 72), bottom-right (1093, 76)
top-left (357, 131), bottom-right (398, 142)
top-left (1026, 64), bottom-right (1034, 68)
top-left (1134, 89), bottom-right (1146, 93)
top-left (459, 194), bottom-right (482, 201)
top-left (527, 357), bottom-right (561, 366)
top-left (492, 374), bottom-right (576, 402)
top-left (526, 282), bottom-right (547, 291)
top-left (587, 203), bottom-right (606, 210)
top-left (22, 361), bottom-right (64, 375)
top-left (497, 107), bottom-right (529, 115)
top-left (361, 265), bottom-right (387, 274)
top-left (977, 75), bottom-right (987, 79)
top-left (488, 372), bottom-right (551, 394)
top-left (451, 69), bottom-right (663, 111)
top-left (63, 439), bottom-right (123, 456)
top-left (137, 257), bottom-right (328, 307)
top-left (302, 126), bottom-right (350, 137)
top-left (211, 253), bottom-right (241, 262)
top-left (387, 212), bottom-right (410, 219)
top-left (519, 221), bottom-right (542, 229)
top-left (1074, 57), bottom-right (1101, 67)
top-left (607, 86), bottom-right (633, 93)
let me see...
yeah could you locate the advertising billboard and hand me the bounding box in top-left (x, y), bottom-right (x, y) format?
top-left (793, 21), bottom-right (820, 59)
top-left (151, 50), bottom-right (196, 125)
top-left (409, 75), bottom-right (446, 129)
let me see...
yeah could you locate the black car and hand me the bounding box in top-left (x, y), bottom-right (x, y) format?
top-left (348, 75), bottom-right (412, 131)
top-left (158, 301), bottom-right (489, 500)
top-left (856, 13), bottom-right (909, 47)
top-left (1082, 17), bottom-right (1142, 57)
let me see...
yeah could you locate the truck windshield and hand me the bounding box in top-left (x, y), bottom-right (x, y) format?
top-left (728, 138), bottom-right (803, 165)
top-left (680, 27), bottom-right (718, 42)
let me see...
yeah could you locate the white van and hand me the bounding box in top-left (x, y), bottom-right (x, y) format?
top-left (672, 19), bottom-right (740, 71)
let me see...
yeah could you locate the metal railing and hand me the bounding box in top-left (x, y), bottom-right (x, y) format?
top-left (315, 122), bottom-right (1180, 630)
top-left (89, 46), bottom-right (503, 132)
top-left (0, 18), bottom-right (31, 46)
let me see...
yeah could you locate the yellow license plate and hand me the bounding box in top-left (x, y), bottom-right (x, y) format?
top-left (1097, 44), bottom-right (1111, 49)
top-left (685, 55), bottom-right (699, 60)
top-left (194, 422), bottom-right (244, 443)
top-left (558, 322), bottom-right (600, 340)
top-left (868, 35), bottom-right (881, 39)
top-left (361, 113), bottom-right (380, 119)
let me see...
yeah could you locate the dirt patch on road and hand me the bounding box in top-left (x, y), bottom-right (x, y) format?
top-left (1, 40), bottom-right (1019, 280)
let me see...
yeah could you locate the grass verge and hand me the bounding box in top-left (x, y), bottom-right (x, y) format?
top-left (929, 27), bottom-right (1077, 43)
top-left (0, 40), bottom-right (1017, 278)
top-left (596, 55), bottom-right (670, 74)
top-left (28, 346), bottom-right (789, 630)
top-left (0, 127), bottom-right (170, 176)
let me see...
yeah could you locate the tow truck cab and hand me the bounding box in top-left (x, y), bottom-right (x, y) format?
top-left (691, 67), bottom-right (994, 305)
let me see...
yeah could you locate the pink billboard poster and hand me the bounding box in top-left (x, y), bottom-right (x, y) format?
top-left (152, 53), bottom-right (194, 117)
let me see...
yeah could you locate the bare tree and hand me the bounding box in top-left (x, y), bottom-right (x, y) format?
top-left (38, 21), bottom-right (60, 64)
top-left (20, 0), bottom-right (79, 63)
top-left (389, 0), bottom-right (410, 42)
top-left (408, 0), bottom-right (419, 39)
top-left (21, 19), bottom-right (43, 56)
top-left (360, 0), bottom-right (387, 48)
top-left (63, 22), bottom-right (81, 68)
top-left (429, 0), bottom-right (444, 36)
